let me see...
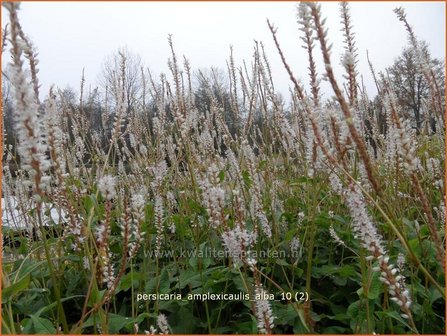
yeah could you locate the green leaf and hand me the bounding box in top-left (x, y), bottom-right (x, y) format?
top-left (232, 274), bottom-right (253, 293)
top-left (322, 326), bottom-right (351, 333)
top-left (347, 300), bottom-right (374, 333)
top-left (284, 229), bottom-right (297, 242)
top-left (242, 170), bottom-right (252, 188)
top-left (2, 273), bottom-right (30, 303)
top-left (339, 265), bottom-right (356, 278)
top-left (34, 295), bottom-right (84, 318)
top-left (235, 314), bottom-right (258, 334)
top-left (131, 312), bottom-right (151, 327)
top-left (88, 283), bottom-right (105, 308)
top-left (218, 170), bottom-right (225, 182)
top-left (171, 306), bottom-right (196, 333)
top-left (177, 267), bottom-right (222, 289)
top-left (275, 258), bottom-right (289, 266)
top-left (275, 304), bottom-right (297, 324)
top-left (61, 255), bottom-right (81, 262)
top-left (376, 311), bottom-right (412, 330)
top-left (367, 272), bottom-right (382, 300)
top-left (333, 276), bottom-right (347, 286)
top-left (186, 199), bottom-right (203, 214)
top-left (213, 326), bottom-right (233, 333)
top-left (159, 268), bottom-right (171, 294)
top-left (30, 315), bottom-right (56, 334)
top-left (117, 272), bottom-right (145, 293)
top-left (172, 214), bottom-right (188, 237)
top-left (333, 215), bottom-right (349, 225)
top-left (145, 275), bottom-right (157, 293)
top-left (294, 267), bottom-right (304, 278)
top-left (188, 254), bottom-right (212, 272)
top-left (429, 286), bottom-right (444, 304)
top-left (108, 313), bottom-right (131, 334)
top-left (258, 160), bottom-right (267, 170)
top-left (189, 256), bottom-right (199, 271)
top-left (21, 317), bottom-right (33, 334)
top-left (83, 194), bottom-right (96, 213)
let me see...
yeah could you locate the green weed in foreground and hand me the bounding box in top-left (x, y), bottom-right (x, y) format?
top-left (1, 2), bottom-right (445, 334)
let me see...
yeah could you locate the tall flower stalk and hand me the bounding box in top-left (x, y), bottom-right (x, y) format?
top-left (6, 2), bottom-right (50, 203)
top-left (330, 174), bottom-right (417, 330)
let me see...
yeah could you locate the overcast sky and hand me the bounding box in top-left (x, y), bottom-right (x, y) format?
top-left (2, 1), bottom-right (445, 102)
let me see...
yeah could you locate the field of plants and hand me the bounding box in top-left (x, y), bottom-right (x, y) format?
top-left (1, 2), bottom-right (445, 334)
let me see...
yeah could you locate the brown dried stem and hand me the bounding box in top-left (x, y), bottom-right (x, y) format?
top-left (308, 3), bottom-right (381, 196)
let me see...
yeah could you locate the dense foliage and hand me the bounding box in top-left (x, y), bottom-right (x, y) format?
top-left (2, 2), bottom-right (445, 334)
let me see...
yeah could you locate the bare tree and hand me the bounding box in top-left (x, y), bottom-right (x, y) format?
top-left (98, 47), bottom-right (143, 116)
top-left (194, 67), bottom-right (238, 136)
top-left (386, 41), bottom-right (445, 133)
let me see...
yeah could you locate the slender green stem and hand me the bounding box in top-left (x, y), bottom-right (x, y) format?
top-left (36, 209), bottom-right (69, 333)
top-left (338, 167), bottom-right (445, 299)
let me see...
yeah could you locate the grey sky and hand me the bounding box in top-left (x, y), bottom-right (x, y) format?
top-left (2, 1), bottom-right (445, 101)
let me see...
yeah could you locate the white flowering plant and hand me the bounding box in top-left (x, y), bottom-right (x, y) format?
top-left (1, 2), bottom-right (445, 335)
